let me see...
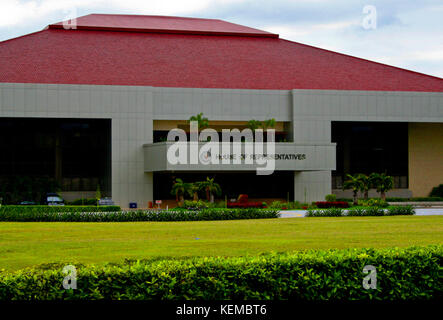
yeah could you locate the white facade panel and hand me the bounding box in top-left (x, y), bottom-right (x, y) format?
top-left (1, 83), bottom-right (442, 204)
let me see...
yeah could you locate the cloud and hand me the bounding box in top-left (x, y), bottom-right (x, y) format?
top-left (0, 0), bottom-right (88, 27)
top-left (0, 0), bottom-right (233, 28)
top-left (248, 1), bottom-right (443, 77)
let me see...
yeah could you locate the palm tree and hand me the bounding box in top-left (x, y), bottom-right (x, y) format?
top-left (261, 118), bottom-right (276, 130)
top-left (343, 174), bottom-right (362, 205)
top-left (190, 183), bottom-right (200, 201)
top-left (356, 174), bottom-right (373, 200)
top-left (247, 120), bottom-right (261, 132)
top-left (371, 173), bottom-right (394, 201)
top-left (170, 178), bottom-right (192, 205)
top-left (189, 113), bottom-right (209, 131)
top-left (198, 177), bottom-right (222, 203)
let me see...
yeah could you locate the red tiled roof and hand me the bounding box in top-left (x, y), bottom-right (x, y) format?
top-left (48, 14), bottom-right (278, 38)
top-left (0, 14), bottom-right (442, 92)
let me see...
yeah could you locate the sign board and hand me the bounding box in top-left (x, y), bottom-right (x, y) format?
top-left (99, 198), bottom-right (115, 206)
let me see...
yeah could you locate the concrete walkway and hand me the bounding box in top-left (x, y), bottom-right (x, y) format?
top-left (279, 208), bottom-right (443, 218)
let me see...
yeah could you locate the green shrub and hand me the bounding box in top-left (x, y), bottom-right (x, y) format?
top-left (306, 207), bottom-right (344, 217)
top-left (179, 200), bottom-right (209, 210)
top-left (325, 194), bottom-right (337, 202)
top-left (289, 201), bottom-right (309, 210)
top-left (287, 201), bottom-right (297, 209)
top-left (361, 206), bottom-right (385, 216)
top-left (386, 205), bottom-right (415, 216)
top-left (357, 199), bottom-right (388, 208)
top-left (341, 197), bottom-right (443, 203)
top-left (275, 201), bottom-right (310, 210)
top-left (0, 207), bottom-right (279, 222)
top-left (214, 200), bottom-right (227, 208)
top-left (307, 206), bottom-right (414, 217)
top-left (269, 201), bottom-right (284, 209)
top-left (0, 205), bottom-right (120, 218)
top-left (346, 207), bottom-right (366, 216)
top-left (342, 197), bottom-right (443, 203)
top-left (429, 184), bottom-right (443, 197)
top-left (0, 246), bottom-right (440, 300)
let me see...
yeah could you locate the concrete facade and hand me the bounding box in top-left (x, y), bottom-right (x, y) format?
top-left (1, 83), bottom-right (442, 206)
top-left (143, 142), bottom-right (336, 172)
top-left (0, 83), bottom-right (154, 208)
top-left (408, 122), bottom-right (443, 196)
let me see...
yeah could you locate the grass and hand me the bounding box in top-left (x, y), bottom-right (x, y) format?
top-left (0, 215), bottom-right (442, 271)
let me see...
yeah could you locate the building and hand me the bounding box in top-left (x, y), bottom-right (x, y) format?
top-left (0, 14), bottom-right (442, 207)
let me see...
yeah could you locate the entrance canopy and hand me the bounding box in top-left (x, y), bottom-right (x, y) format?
top-left (144, 142), bottom-right (335, 172)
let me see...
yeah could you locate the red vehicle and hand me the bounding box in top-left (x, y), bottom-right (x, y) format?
top-left (227, 194), bottom-right (265, 208)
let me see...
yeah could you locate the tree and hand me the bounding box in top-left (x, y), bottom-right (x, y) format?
top-left (356, 174), bottom-right (374, 200)
top-left (343, 174), bottom-right (362, 205)
top-left (247, 120), bottom-right (261, 132)
top-left (371, 173), bottom-right (394, 201)
top-left (429, 184), bottom-right (443, 197)
top-left (190, 183), bottom-right (200, 201)
top-left (189, 113), bottom-right (209, 131)
top-left (261, 118), bottom-right (276, 130)
top-left (171, 178), bottom-right (192, 205)
top-left (197, 177), bottom-right (222, 203)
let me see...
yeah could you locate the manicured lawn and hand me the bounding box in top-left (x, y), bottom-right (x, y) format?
top-left (0, 215), bottom-right (442, 271)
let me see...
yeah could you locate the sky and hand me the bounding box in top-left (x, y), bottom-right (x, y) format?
top-left (0, 0), bottom-right (442, 78)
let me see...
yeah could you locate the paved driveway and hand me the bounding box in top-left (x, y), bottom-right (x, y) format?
top-left (279, 208), bottom-right (443, 218)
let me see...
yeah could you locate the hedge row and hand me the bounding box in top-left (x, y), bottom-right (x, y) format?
top-left (0, 246), bottom-right (441, 300)
top-left (315, 201), bottom-right (349, 208)
top-left (337, 197), bottom-right (443, 202)
top-left (0, 205), bottom-right (121, 220)
top-left (0, 208), bottom-right (279, 222)
top-left (307, 206), bottom-right (415, 217)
